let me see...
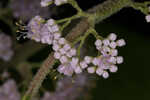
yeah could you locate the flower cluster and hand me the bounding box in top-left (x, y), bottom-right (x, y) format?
top-left (145, 6), bottom-right (150, 22)
top-left (40, 74), bottom-right (94, 100)
top-left (55, 33), bottom-right (125, 78)
top-left (27, 16), bottom-right (125, 78)
top-left (0, 79), bottom-right (20, 100)
top-left (0, 33), bottom-right (13, 61)
top-left (90, 33), bottom-right (125, 78)
top-left (10, 0), bottom-right (51, 21)
top-left (27, 16), bottom-right (82, 76)
top-left (51, 28), bottom-right (79, 76)
top-left (41, 0), bottom-right (68, 7)
top-left (27, 16), bottom-right (59, 44)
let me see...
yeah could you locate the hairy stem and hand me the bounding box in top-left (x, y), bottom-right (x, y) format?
top-left (88, 0), bottom-right (132, 23)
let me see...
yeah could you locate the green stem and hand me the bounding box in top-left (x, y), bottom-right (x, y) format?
top-left (68, 0), bottom-right (83, 13)
top-left (90, 28), bottom-right (103, 40)
top-left (88, 0), bottom-right (132, 23)
top-left (77, 29), bottom-right (91, 58)
top-left (72, 36), bottom-right (82, 45)
top-left (129, 1), bottom-right (150, 14)
top-left (56, 14), bottom-right (80, 24)
top-left (60, 20), bottom-right (71, 31)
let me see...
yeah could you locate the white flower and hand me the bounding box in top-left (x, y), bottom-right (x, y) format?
top-left (92, 58), bottom-right (99, 66)
top-left (51, 25), bottom-right (59, 33)
top-left (60, 56), bottom-right (68, 63)
top-left (96, 68), bottom-right (103, 76)
top-left (52, 39), bottom-right (58, 45)
top-left (54, 52), bottom-right (61, 59)
top-left (58, 38), bottom-right (66, 45)
top-left (108, 56), bottom-right (116, 64)
top-left (116, 56), bottom-right (123, 64)
top-left (63, 44), bottom-right (71, 51)
top-left (102, 46), bottom-right (110, 53)
top-left (117, 39), bottom-right (126, 47)
top-left (47, 19), bottom-right (55, 26)
top-left (70, 57), bottom-right (79, 68)
top-left (87, 67), bottom-right (95, 74)
top-left (59, 48), bottom-right (66, 55)
top-left (103, 39), bottom-right (110, 46)
top-left (108, 33), bottom-right (117, 41)
top-left (96, 46), bottom-right (101, 50)
top-left (41, 36), bottom-right (52, 44)
top-left (102, 71), bottom-right (109, 79)
top-left (145, 15), bottom-right (150, 22)
top-left (54, 33), bottom-right (61, 40)
top-left (84, 56), bottom-right (92, 64)
top-left (110, 49), bottom-right (118, 56)
top-left (80, 61), bottom-right (88, 69)
top-left (69, 48), bottom-right (76, 56)
top-left (66, 52), bottom-right (72, 58)
top-left (109, 65), bottom-right (118, 73)
top-left (52, 44), bottom-right (60, 51)
top-left (95, 39), bottom-right (102, 47)
top-left (109, 41), bottom-right (117, 48)
top-left (74, 66), bottom-right (82, 74)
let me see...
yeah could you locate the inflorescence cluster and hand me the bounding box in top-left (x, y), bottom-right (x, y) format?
top-left (26, 15), bottom-right (126, 79)
top-left (0, 79), bottom-right (20, 100)
top-left (10, 0), bottom-right (51, 21)
top-left (27, 16), bottom-right (59, 44)
top-left (0, 33), bottom-right (13, 61)
top-left (40, 74), bottom-right (94, 100)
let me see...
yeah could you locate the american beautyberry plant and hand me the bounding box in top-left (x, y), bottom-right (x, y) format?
top-left (17, 0), bottom-right (150, 100)
top-left (0, 0), bottom-right (149, 100)
top-left (16, 0), bottom-right (150, 100)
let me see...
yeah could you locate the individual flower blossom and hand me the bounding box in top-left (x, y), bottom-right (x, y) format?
top-left (145, 6), bottom-right (150, 23)
top-left (87, 66), bottom-right (96, 74)
top-left (145, 15), bottom-right (150, 22)
top-left (0, 79), bottom-right (20, 100)
top-left (10, 0), bottom-right (51, 21)
top-left (0, 33), bottom-right (13, 61)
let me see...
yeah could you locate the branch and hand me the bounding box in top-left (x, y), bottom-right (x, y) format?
top-left (129, 1), bottom-right (150, 15)
top-left (88, 0), bottom-right (132, 23)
